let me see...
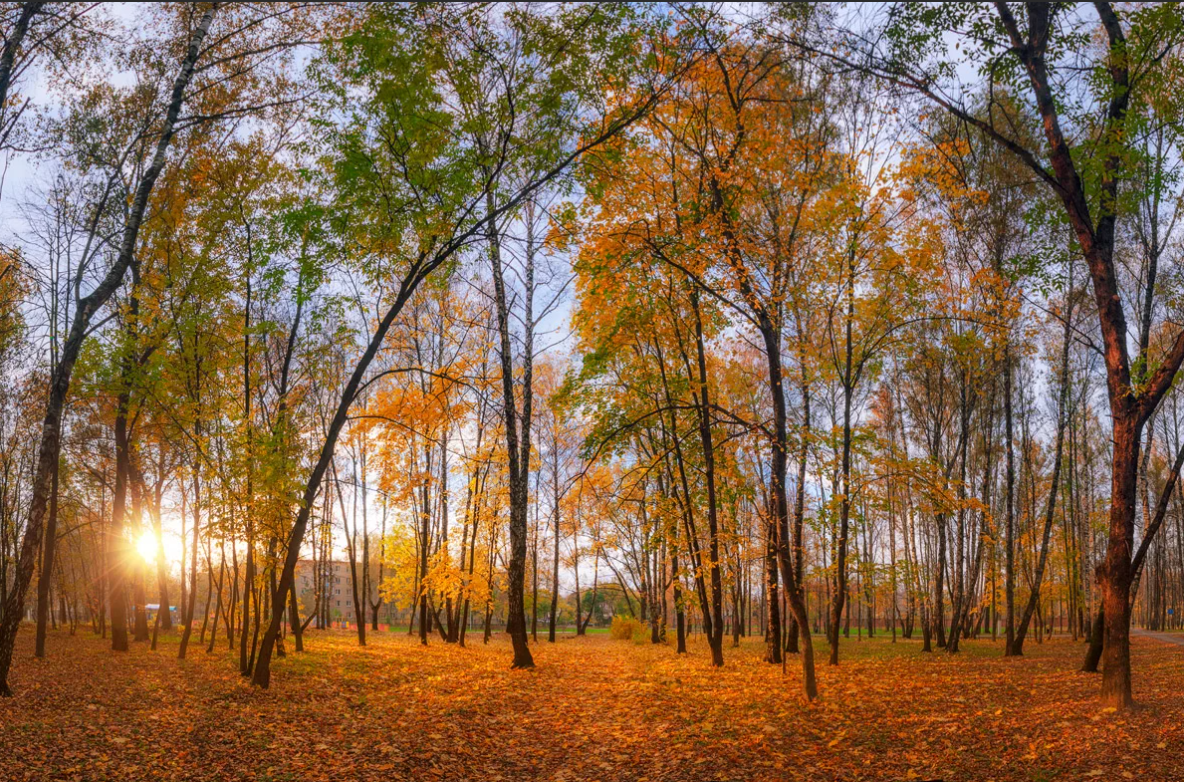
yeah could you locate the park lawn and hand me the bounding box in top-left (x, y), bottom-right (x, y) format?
top-left (1, 627), bottom-right (1182, 781)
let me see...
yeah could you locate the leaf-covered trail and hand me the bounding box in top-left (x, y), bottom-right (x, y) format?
top-left (1133, 628), bottom-right (1184, 648)
top-left (1, 629), bottom-right (1181, 781)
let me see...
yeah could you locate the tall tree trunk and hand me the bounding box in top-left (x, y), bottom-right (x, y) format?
top-left (34, 458), bottom-right (59, 657)
top-left (996, 2), bottom-right (1178, 707)
top-left (672, 545), bottom-right (686, 653)
top-left (947, 379), bottom-right (971, 655)
top-left (487, 200), bottom-right (535, 669)
top-left (131, 478), bottom-right (149, 643)
top-left (786, 355), bottom-right (811, 657)
top-left (1004, 348), bottom-right (1017, 656)
top-left (418, 468), bottom-right (430, 646)
top-left (530, 483), bottom-right (539, 643)
top-left (178, 450), bottom-right (202, 660)
top-left (828, 273), bottom-right (856, 666)
top-left (690, 293), bottom-right (724, 668)
top-left (109, 391), bottom-right (132, 653)
top-left (548, 469), bottom-right (560, 643)
top-left (150, 472), bottom-right (172, 631)
top-left (764, 515), bottom-right (781, 664)
top-left (206, 556), bottom-right (225, 654)
top-left (344, 465), bottom-right (366, 646)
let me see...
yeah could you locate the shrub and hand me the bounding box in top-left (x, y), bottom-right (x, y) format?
top-left (610, 616), bottom-right (644, 641)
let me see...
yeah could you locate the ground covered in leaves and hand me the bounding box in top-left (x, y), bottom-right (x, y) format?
top-left (1, 625), bottom-right (1181, 781)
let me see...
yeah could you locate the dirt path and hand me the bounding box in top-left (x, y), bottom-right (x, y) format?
top-left (1133, 627), bottom-right (1184, 646)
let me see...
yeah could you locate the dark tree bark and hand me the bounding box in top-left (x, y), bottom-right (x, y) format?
top-left (130, 480), bottom-right (149, 643)
top-left (418, 466), bottom-right (430, 646)
top-left (177, 443), bottom-right (202, 660)
top-left (786, 355), bottom-right (811, 657)
top-left (206, 556), bottom-right (225, 655)
top-left (989, 3), bottom-right (1184, 706)
top-left (108, 376), bottom-right (133, 654)
top-left (828, 262), bottom-right (856, 665)
top-left (653, 337), bottom-right (714, 658)
top-left (0, 3), bottom-right (43, 122)
top-left (548, 460), bottom-right (560, 643)
top-left (147, 461), bottom-right (172, 631)
top-left (764, 522), bottom-right (782, 664)
top-left (672, 546), bottom-right (686, 654)
top-left (690, 293), bottom-right (725, 668)
top-left (343, 467), bottom-right (366, 646)
top-left (946, 380), bottom-right (972, 655)
top-left (1004, 352), bottom-right (1017, 657)
top-left (530, 476), bottom-right (539, 643)
top-left (758, 314), bottom-right (817, 697)
top-left (33, 458), bottom-right (59, 657)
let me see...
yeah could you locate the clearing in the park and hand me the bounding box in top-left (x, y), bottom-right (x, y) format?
top-left (2, 629), bottom-right (1182, 782)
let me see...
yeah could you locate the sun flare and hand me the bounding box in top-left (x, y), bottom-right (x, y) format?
top-left (136, 531), bottom-right (158, 563)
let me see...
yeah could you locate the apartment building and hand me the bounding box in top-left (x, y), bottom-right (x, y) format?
top-left (294, 559), bottom-right (399, 626)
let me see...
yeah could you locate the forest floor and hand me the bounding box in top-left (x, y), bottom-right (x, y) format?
top-left (1, 626), bottom-right (1182, 781)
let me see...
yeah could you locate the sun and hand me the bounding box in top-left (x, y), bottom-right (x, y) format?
top-left (136, 531), bottom-right (157, 563)
top-left (135, 528), bottom-right (185, 568)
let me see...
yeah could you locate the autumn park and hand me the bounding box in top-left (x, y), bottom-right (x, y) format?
top-left (7, 2), bottom-right (1184, 780)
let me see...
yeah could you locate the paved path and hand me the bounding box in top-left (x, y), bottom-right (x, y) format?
top-left (1132, 628), bottom-right (1184, 646)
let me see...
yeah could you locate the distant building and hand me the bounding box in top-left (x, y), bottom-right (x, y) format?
top-left (294, 559), bottom-right (398, 627)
